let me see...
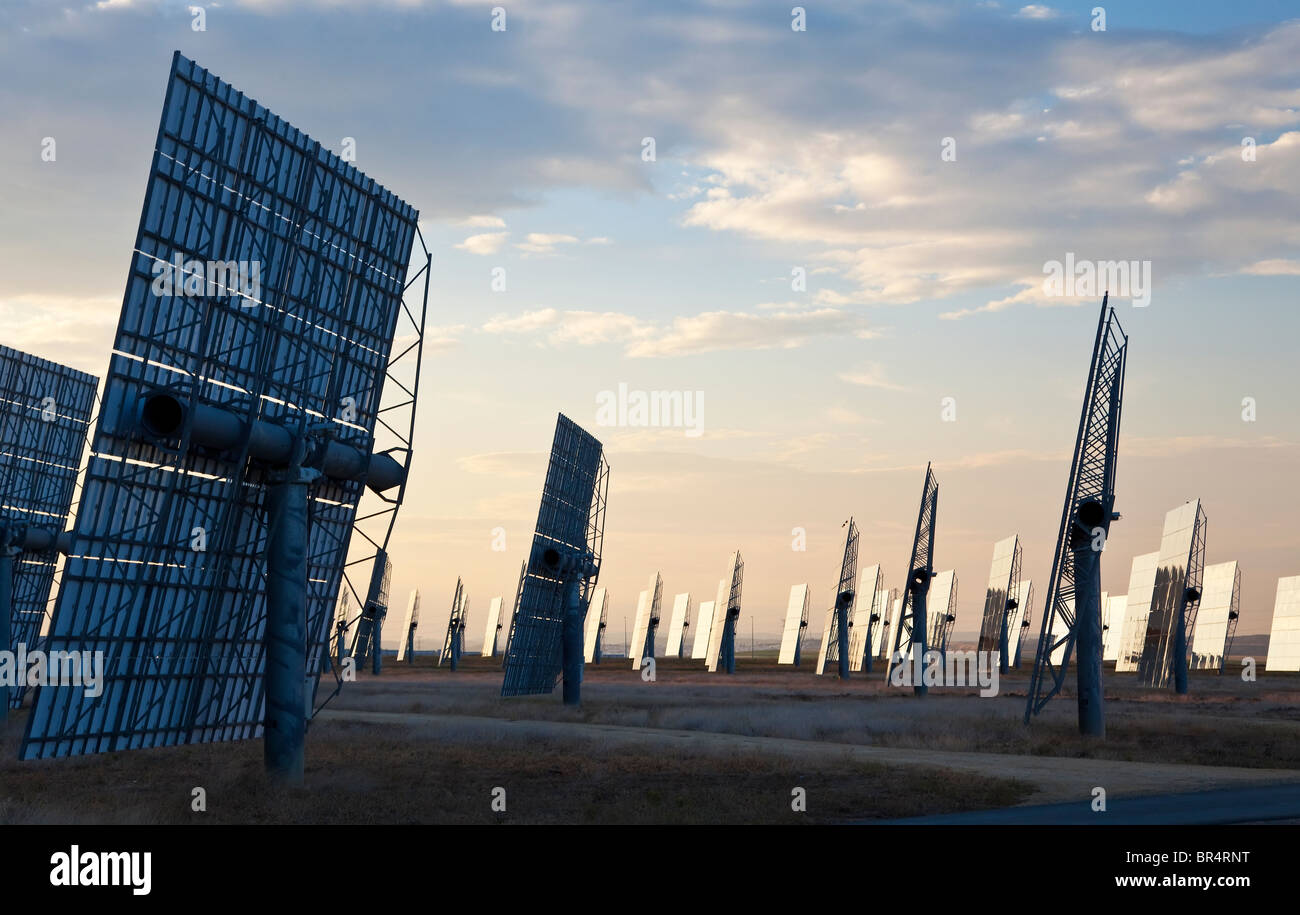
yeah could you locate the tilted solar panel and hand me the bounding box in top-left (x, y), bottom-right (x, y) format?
top-left (22, 52), bottom-right (419, 759)
top-left (0, 346), bottom-right (97, 707)
top-left (501, 414), bottom-right (608, 696)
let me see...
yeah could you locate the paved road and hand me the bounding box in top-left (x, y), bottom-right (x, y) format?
top-left (875, 783), bottom-right (1300, 824)
top-left (319, 708), bottom-right (1300, 807)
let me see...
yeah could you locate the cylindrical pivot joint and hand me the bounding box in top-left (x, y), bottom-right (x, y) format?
top-left (836, 590), bottom-right (853, 680)
top-left (561, 577), bottom-right (585, 705)
top-left (1073, 543), bottom-right (1106, 737)
top-left (264, 479), bottom-right (309, 784)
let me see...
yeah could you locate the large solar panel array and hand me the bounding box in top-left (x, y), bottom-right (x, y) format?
top-left (1190, 561), bottom-right (1239, 671)
top-left (501, 414), bottom-right (608, 696)
top-left (1136, 500), bottom-right (1207, 688)
top-left (1267, 576), bottom-right (1300, 672)
top-left (23, 53), bottom-right (421, 759)
top-left (0, 346), bottom-right (97, 707)
top-left (778, 584), bottom-right (809, 664)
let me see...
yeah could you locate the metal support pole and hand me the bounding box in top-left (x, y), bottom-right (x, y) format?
top-left (561, 576), bottom-right (584, 705)
top-left (999, 604), bottom-right (1011, 675)
top-left (836, 591), bottom-right (852, 680)
top-left (1074, 542), bottom-right (1105, 737)
top-left (264, 470), bottom-right (315, 784)
top-left (1174, 596), bottom-right (1190, 695)
top-left (912, 583), bottom-right (929, 697)
top-left (863, 618), bottom-right (874, 674)
top-left (593, 625), bottom-right (603, 665)
top-left (722, 612), bottom-right (737, 674)
top-left (373, 617), bottom-right (383, 675)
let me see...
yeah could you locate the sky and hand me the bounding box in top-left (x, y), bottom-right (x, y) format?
top-left (1, 0), bottom-right (1297, 653)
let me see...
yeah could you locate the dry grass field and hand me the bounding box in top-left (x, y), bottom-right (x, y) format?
top-left (1, 655), bottom-right (1296, 824)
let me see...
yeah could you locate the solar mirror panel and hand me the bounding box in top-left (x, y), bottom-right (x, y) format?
top-left (691, 600), bottom-right (714, 659)
top-left (1115, 551), bottom-right (1159, 673)
top-left (1136, 500), bottom-right (1206, 688)
top-left (22, 52), bottom-right (419, 760)
top-left (501, 414), bottom-right (608, 696)
top-left (0, 346), bottom-right (98, 707)
top-left (481, 596), bottom-right (503, 658)
top-left (1102, 594), bottom-right (1127, 662)
top-left (583, 586), bottom-right (607, 662)
top-left (849, 564), bottom-right (882, 672)
top-left (1190, 561), bottom-right (1238, 671)
top-left (665, 592), bottom-right (691, 657)
top-left (1266, 576), bottom-right (1300, 672)
top-left (395, 588), bottom-right (420, 662)
top-left (778, 583), bottom-right (808, 664)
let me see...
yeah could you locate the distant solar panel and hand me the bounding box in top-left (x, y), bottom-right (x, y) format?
top-left (395, 588), bottom-right (420, 662)
top-left (1266, 576), bottom-right (1300, 672)
top-left (22, 52), bottom-right (424, 762)
top-left (481, 596), bottom-right (504, 658)
top-left (665, 592), bottom-right (691, 658)
top-left (629, 573), bottom-right (661, 669)
top-left (850, 564), bottom-right (882, 672)
top-left (886, 464), bottom-right (938, 693)
top-left (871, 588), bottom-right (894, 660)
top-left (583, 586), bottom-right (607, 663)
top-left (439, 579), bottom-right (467, 669)
top-left (1136, 500), bottom-right (1207, 690)
top-left (978, 536), bottom-right (1021, 670)
top-left (501, 414), bottom-right (608, 698)
top-left (707, 553), bottom-right (744, 673)
top-left (0, 346), bottom-right (97, 709)
top-left (929, 570), bottom-right (958, 655)
top-left (1007, 580), bottom-right (1033, 667)
top-left (1101, 593), bottom-right (1127, 662)
top-left (691, 600), bottom-right (715, 659)
top-left (1190, 561), bottom-right (1239, 672)
top-left (1115, 551), bottom-right (1159, 673)
top-left (778, 584), bottom-right (809, 665)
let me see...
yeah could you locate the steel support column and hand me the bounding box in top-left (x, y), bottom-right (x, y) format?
top-left (1074, 541), bottom-right (1105, 737)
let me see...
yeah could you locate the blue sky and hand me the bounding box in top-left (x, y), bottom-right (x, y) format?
top-left (1, 0), bottom-right (1297, 648)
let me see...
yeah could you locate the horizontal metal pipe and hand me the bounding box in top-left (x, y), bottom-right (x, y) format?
top-left (140, 392), bottom-right (403, 493)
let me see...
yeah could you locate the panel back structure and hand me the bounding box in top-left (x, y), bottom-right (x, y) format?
top-left (706, 553), bottom-right (744, 673)
top-left (886, 464), bottom-right (938, 693)
top-left (583, 586), bottom-right (608, 663)
top-left (21, 53), bottom-right (428, 763)
top-left (1266, 576), bottom-right (1300, 672)
top-left (691, 600), bottom-right (715, 660)
top-left (1102, 594), bottom-right (1128, 662)
top-left (500, 558), bottom-right (526, 668)
top-left (978, 535), bottom-right (1022, 671)
top-left (481, 596), bottom-right (504, 658)
top-left (1115, 552), bottom-right (1159, 672)
top-left (1024, 298), bottom-right (1126, 731)
top-left (395, 588), bottom-right (420, 662)
top-left (849, 565), bottom-right (882, 672)
top-left (778, 584), bottom-right (809, 665)
top-left (665, 592), bottom-right (691, 659)
top-left (1136, 500), bottom-right (1207, 690)
top-left (349, 553), bottom-right (391, 669)
top-left (501, 415), bottom-right (609, 698)
top-left (1190, 561), bottom-right (1239, 672)
top-left (0, 346), bottom-right (97, 710)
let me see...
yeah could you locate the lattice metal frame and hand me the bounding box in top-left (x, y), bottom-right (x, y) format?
top-left (1137, 503), bottom-right (1207, 688)
top-left (817, 519), bottom-right (858, 675)
top-left (438, 578), bottom-right (466, 667)
top-left (1025, 300), bottom-right (1127, 721)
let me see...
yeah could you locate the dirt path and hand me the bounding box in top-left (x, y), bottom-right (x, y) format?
top-left (318, 708), bottom-right (1300, 805)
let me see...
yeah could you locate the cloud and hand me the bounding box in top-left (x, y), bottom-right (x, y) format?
top-left (836, 363), bottom-right (907, 391)
top-left (454, 232), bottom-right (509, 255)
top-left (1240, 259), bottom-right (1300, 276)
top-left (515, 233), bottom-right (580, 255)
top-left (1015, 5), bottom-right (1058, 19)
top-left (482, 306), bottom-right (874, 358)
top-left (457, 215), bottom-right (506, 229)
